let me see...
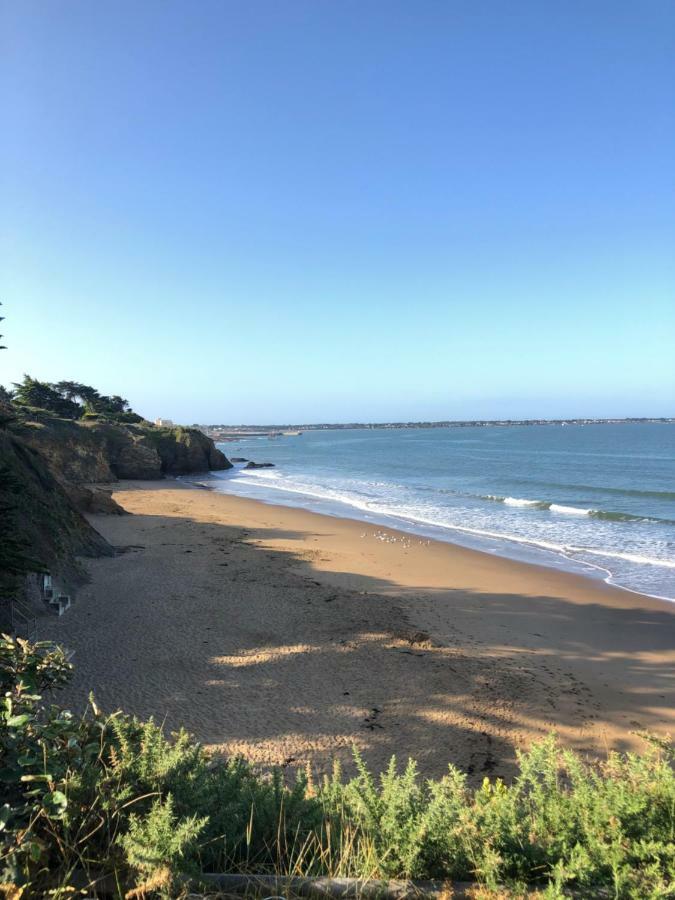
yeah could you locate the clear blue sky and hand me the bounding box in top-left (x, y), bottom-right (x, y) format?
top-left (1, 1), bottom-right (673, 423)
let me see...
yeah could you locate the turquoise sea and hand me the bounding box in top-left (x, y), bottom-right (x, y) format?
top-left (197, 423), bottom-right (675, 601)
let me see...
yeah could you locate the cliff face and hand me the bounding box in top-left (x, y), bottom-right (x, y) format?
top-left (0, 429), bottom-right (114, 596)
top-left (139, 425), bottom-right (231, 475)
top-left (14, 418), bottom-right (232, 483)
top-left (15, 419), bottom-right (131, 482)
top-left (0, 413), bottom-right (230, 622)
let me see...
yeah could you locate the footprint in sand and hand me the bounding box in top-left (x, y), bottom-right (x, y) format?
top-left (362, 707), bottom-right (384, 730)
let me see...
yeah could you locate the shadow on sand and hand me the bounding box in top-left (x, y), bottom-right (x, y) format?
top-left (38, 500), bottom-right (675, 782)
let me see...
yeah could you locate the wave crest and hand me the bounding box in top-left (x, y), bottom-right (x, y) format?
top-left (483, 494), bottom-right (674, 525)
top-left (549, 503), bottom-right (591, 516)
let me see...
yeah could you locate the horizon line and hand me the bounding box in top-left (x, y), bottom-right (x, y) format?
top-left (197, 416), bottom-right (675, 430)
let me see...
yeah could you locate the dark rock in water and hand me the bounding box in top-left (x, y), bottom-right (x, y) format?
top-left (244, 461), bottom-right (275, 469)
top-left (231, 457), bottom-right (249, 463)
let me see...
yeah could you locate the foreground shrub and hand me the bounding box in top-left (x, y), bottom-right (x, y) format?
top-left (1, 635), bottom-right (673, 897)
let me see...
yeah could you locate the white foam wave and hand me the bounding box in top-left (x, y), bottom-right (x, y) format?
top-left (231, 470), bottom-right (378, 514)
top-left (208, 467), bottom-right (675, 600)
top-left (569, 546), bottom-right (675, 569)
top-left (549, 504), bottom-right (591, 516)
top-left (381, 510), bottom-right (570, 554)
top-left (238, 468), bottom-right (283, 480)
top-left (224, 471), bottom-right (675, 569)
top-left (227, 473), bottom-right (579, 555)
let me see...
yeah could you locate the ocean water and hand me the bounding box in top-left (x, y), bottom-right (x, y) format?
top-left (196, 424), bottom-right (675, 601)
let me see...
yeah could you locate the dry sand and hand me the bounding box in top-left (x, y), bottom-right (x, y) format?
top-left (40, 480), bottom-right (675, 780)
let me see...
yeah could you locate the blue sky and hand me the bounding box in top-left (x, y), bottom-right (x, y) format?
top-left (1, 1), bottom-right (674, 423)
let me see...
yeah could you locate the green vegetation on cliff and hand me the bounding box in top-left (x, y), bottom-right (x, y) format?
top-left (11, 375), bottom-right (142, 424)
top-left (14, 416), bottom-right (231, 482)
top-left (1, 635), bottom-right (674, 898)
top-left (0, 369), bottom-right (230, 625)
top-left (3, 376), bottom-right (231, 482)
top-left (0, 430), bottom-right (114, 632)
top-left (0, 330), bottom-right (114, 621)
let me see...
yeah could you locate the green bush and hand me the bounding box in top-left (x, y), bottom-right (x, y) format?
top-left (0, 635), bottom-right (321, 896)
top-left (1, 635), bottom-right (674, 898)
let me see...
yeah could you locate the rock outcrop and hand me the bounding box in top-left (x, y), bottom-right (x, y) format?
top-left (62, 483), bottom-right (128, 516)
top-left (0, 408), bottom-right (231, 630)
top-left (0, 429), bottom-right (114, 598)
top-left (244, 461), bottom-right (275, 469)
top-left (15, 419), bottom-right (127, 482)
top-left (140, 426), bottom-right (232, 476)
top-left (14, 417), bottom-right (232, 484)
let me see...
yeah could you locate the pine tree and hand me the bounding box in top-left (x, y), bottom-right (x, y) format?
top-left (12, 375), bottom-right (82, 419)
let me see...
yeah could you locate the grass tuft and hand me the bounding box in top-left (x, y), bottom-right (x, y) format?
top-left (1, 634), bottom-right (673, 898)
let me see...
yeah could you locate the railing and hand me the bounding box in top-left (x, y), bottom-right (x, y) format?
top-left (7, 598), bottom-right (37, 640)
top-left (0, 573), bottom-right (69, 640)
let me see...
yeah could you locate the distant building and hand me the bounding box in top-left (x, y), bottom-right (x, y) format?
top-left (155, 417), bottom-right (174, 427)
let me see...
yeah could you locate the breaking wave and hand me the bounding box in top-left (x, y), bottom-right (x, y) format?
top-left (482, 495), bottom-right (674, 525)
top-left (203, 425), bottom-right (675, 601)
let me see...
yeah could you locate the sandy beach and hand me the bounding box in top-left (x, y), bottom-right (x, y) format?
top-left (40, 480), bottom-right (675, 781)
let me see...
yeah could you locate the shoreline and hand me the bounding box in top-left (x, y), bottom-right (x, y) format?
top-left (182, 478), bottom-right (673, 613)
top-left (40, 480), bottom-right (675, 780)
top-left (191, 471), bottom-right (675, 605)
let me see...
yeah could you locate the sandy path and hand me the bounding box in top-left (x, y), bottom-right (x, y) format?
top-left (39, 481), bottom-right (675, 780)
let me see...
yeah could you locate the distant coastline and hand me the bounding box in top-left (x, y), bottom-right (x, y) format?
top-left (201, 416), bottom-right (674, 440)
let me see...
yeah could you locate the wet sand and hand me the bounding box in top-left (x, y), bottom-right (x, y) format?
top-left (40, 480), bottom-right (675, 780)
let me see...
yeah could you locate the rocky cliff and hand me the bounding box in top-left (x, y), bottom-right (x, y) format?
top-left (14, 417), bottom-right (232, 483)
top-left (139, 425), bottom-right (232, 476)
top-left (0, 429), bottom-right (114, 598)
